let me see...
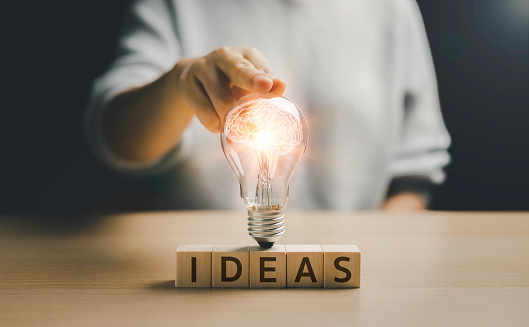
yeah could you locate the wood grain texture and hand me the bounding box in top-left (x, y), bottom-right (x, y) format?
top-left (249, 245), bottom-right (286, 288)
top-left (322, 244), bottom-right (361, 288)
top-left (0, 211), bottom-right (528, 327)
top-left (285, 245), bottom-right (324, 288)
top-left (211, 245), bottom-right (249, 288)
top-left (175, 244), bottom-right (213, 288)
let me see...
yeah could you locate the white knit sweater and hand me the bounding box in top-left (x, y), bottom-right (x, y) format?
top-left (86, 0), bottom-right (451, 210)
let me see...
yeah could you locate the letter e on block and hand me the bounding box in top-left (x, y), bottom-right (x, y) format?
top-left (286, 245), bottom-right (323, 288)
top-left (212, 245), bottom-right (249, 288)
top-left (249, 245), bottom-right (286, 288)
top-left (322, 245), bottom-right (361, 288)
top-left (175, 244), bottom-right (213, 288)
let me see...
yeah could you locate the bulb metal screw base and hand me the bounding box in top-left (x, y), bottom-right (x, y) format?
top-left (248, 209), bottom-right (285, 248)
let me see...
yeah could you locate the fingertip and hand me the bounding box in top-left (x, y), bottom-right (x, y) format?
top-left (204, 119), bottom-right (221, 133)
top-left (252, 75), bottom-right (274, 93)
top-left (213, 121), bottom-right (221, 133)
top-left (209, 125), bottom-right (221, 133)
top-left (270, 78), bottom-right (286, 96)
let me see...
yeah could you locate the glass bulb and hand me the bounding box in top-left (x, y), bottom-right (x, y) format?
top-left (220, 93), bottom-right (308, 248)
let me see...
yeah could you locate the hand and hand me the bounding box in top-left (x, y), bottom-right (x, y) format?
top-left (382, 192), bottom-right (427, 211)
top-left (171, 46), bottom-right (286, 133)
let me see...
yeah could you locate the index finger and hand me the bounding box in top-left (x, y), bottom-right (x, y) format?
top-left (213, 49), bottom-right (274, 93)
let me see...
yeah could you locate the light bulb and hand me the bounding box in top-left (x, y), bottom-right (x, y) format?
top-left (221, 93), bottom-right (308, 248)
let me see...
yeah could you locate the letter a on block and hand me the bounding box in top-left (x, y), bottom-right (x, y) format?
top-left (286, 245), bottom-right (323, 288)
top-left (212, 245), bottom-right (249, 288)
top-left (175, 244), bottom-right (213, 287)
top-left (322, 245), bottom-right (361, 288)
top-left (249, 245), bottom-right (286, 288)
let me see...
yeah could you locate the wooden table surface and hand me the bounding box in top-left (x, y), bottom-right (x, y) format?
top-left (1, 211), bottom-right (528, 327)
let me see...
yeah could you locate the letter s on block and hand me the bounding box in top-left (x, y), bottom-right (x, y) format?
top-left (333, 257), bottom-right (352, 283)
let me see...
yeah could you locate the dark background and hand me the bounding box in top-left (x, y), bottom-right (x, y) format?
top-left (2, 0), bottom-right (528, 216)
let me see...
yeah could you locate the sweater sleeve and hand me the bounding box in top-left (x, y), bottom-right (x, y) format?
top-left (388, 1), bottom-right (451, 193)
top-left (85, 0), bottom-right (190, 175)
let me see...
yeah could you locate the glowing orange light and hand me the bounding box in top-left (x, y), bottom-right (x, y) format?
top-left (224, 98), bottom-right (303, 156)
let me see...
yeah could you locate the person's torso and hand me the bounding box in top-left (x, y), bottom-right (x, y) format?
top-left (155, 0), bottom-right (408, 211)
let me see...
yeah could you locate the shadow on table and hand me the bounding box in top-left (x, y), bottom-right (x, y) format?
top-left (148, 280), bottom-right (177, 289)
top-left (145, 280), bottom-right (333, 293)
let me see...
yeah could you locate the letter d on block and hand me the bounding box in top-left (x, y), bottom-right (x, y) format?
top-left (213, 245), bottom-right (249, 288)
top-left (221, 257), bottom-right (242, 282)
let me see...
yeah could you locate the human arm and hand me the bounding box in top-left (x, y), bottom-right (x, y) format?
top-left (86, 0), bottom-right (285, 170)
top-left (382, 0), bottom-right (451, 211)
top-left (383, 177), bottom-right (432, 211)
top-left (103, 49), bottom-right (285, 163)
top-left (383, 192), bottom-right (427, 211)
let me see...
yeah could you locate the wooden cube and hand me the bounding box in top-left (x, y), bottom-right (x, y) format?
top-left (175, 244), bottom-right (213, 288)
top-left (212, 245), bottom-right (249, 288)
top-left (285, 245), bottom-right (324, 288)
top-left (322, 245), bottom-right (361, 288)
top-left (249, 245), bottom-right (286, 288)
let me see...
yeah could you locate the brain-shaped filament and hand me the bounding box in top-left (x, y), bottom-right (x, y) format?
top-left (224, 98), bottom-right (303, 156)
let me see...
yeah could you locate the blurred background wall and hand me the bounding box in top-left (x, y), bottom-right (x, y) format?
top-left (2, 0), bottom-right (528, 215)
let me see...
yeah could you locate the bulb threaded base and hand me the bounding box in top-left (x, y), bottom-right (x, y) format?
top-left (248, 209), bottom-right (285, 247)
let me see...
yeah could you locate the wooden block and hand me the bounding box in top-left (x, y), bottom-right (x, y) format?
top-left (212, 245), bottom-right (249, 288)
top-left (286, 245), bottom-right (323, 288)
top-left (249, 245), bottom-right (286, 288)
top-left (175, 244), bottom-right (213, 288)
top-left (322, 245), bottom-right (361, 288)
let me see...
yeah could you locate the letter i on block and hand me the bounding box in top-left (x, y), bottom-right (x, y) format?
top-left (212, 245), bottom-right (249, 288)
top-left (322, 245), bottom-right (361, 288)
top-left (175, 244), bottom-right (213, 287)
top-left (286, 245), bottom-right (323, 288)
top-left (249, 245), bottom-right (286, 288)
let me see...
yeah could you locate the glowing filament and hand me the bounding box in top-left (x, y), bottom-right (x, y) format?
top-left (224, 97), bottom-right (304, 209)
top-left (224, 98), bottom-right (303, 157)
